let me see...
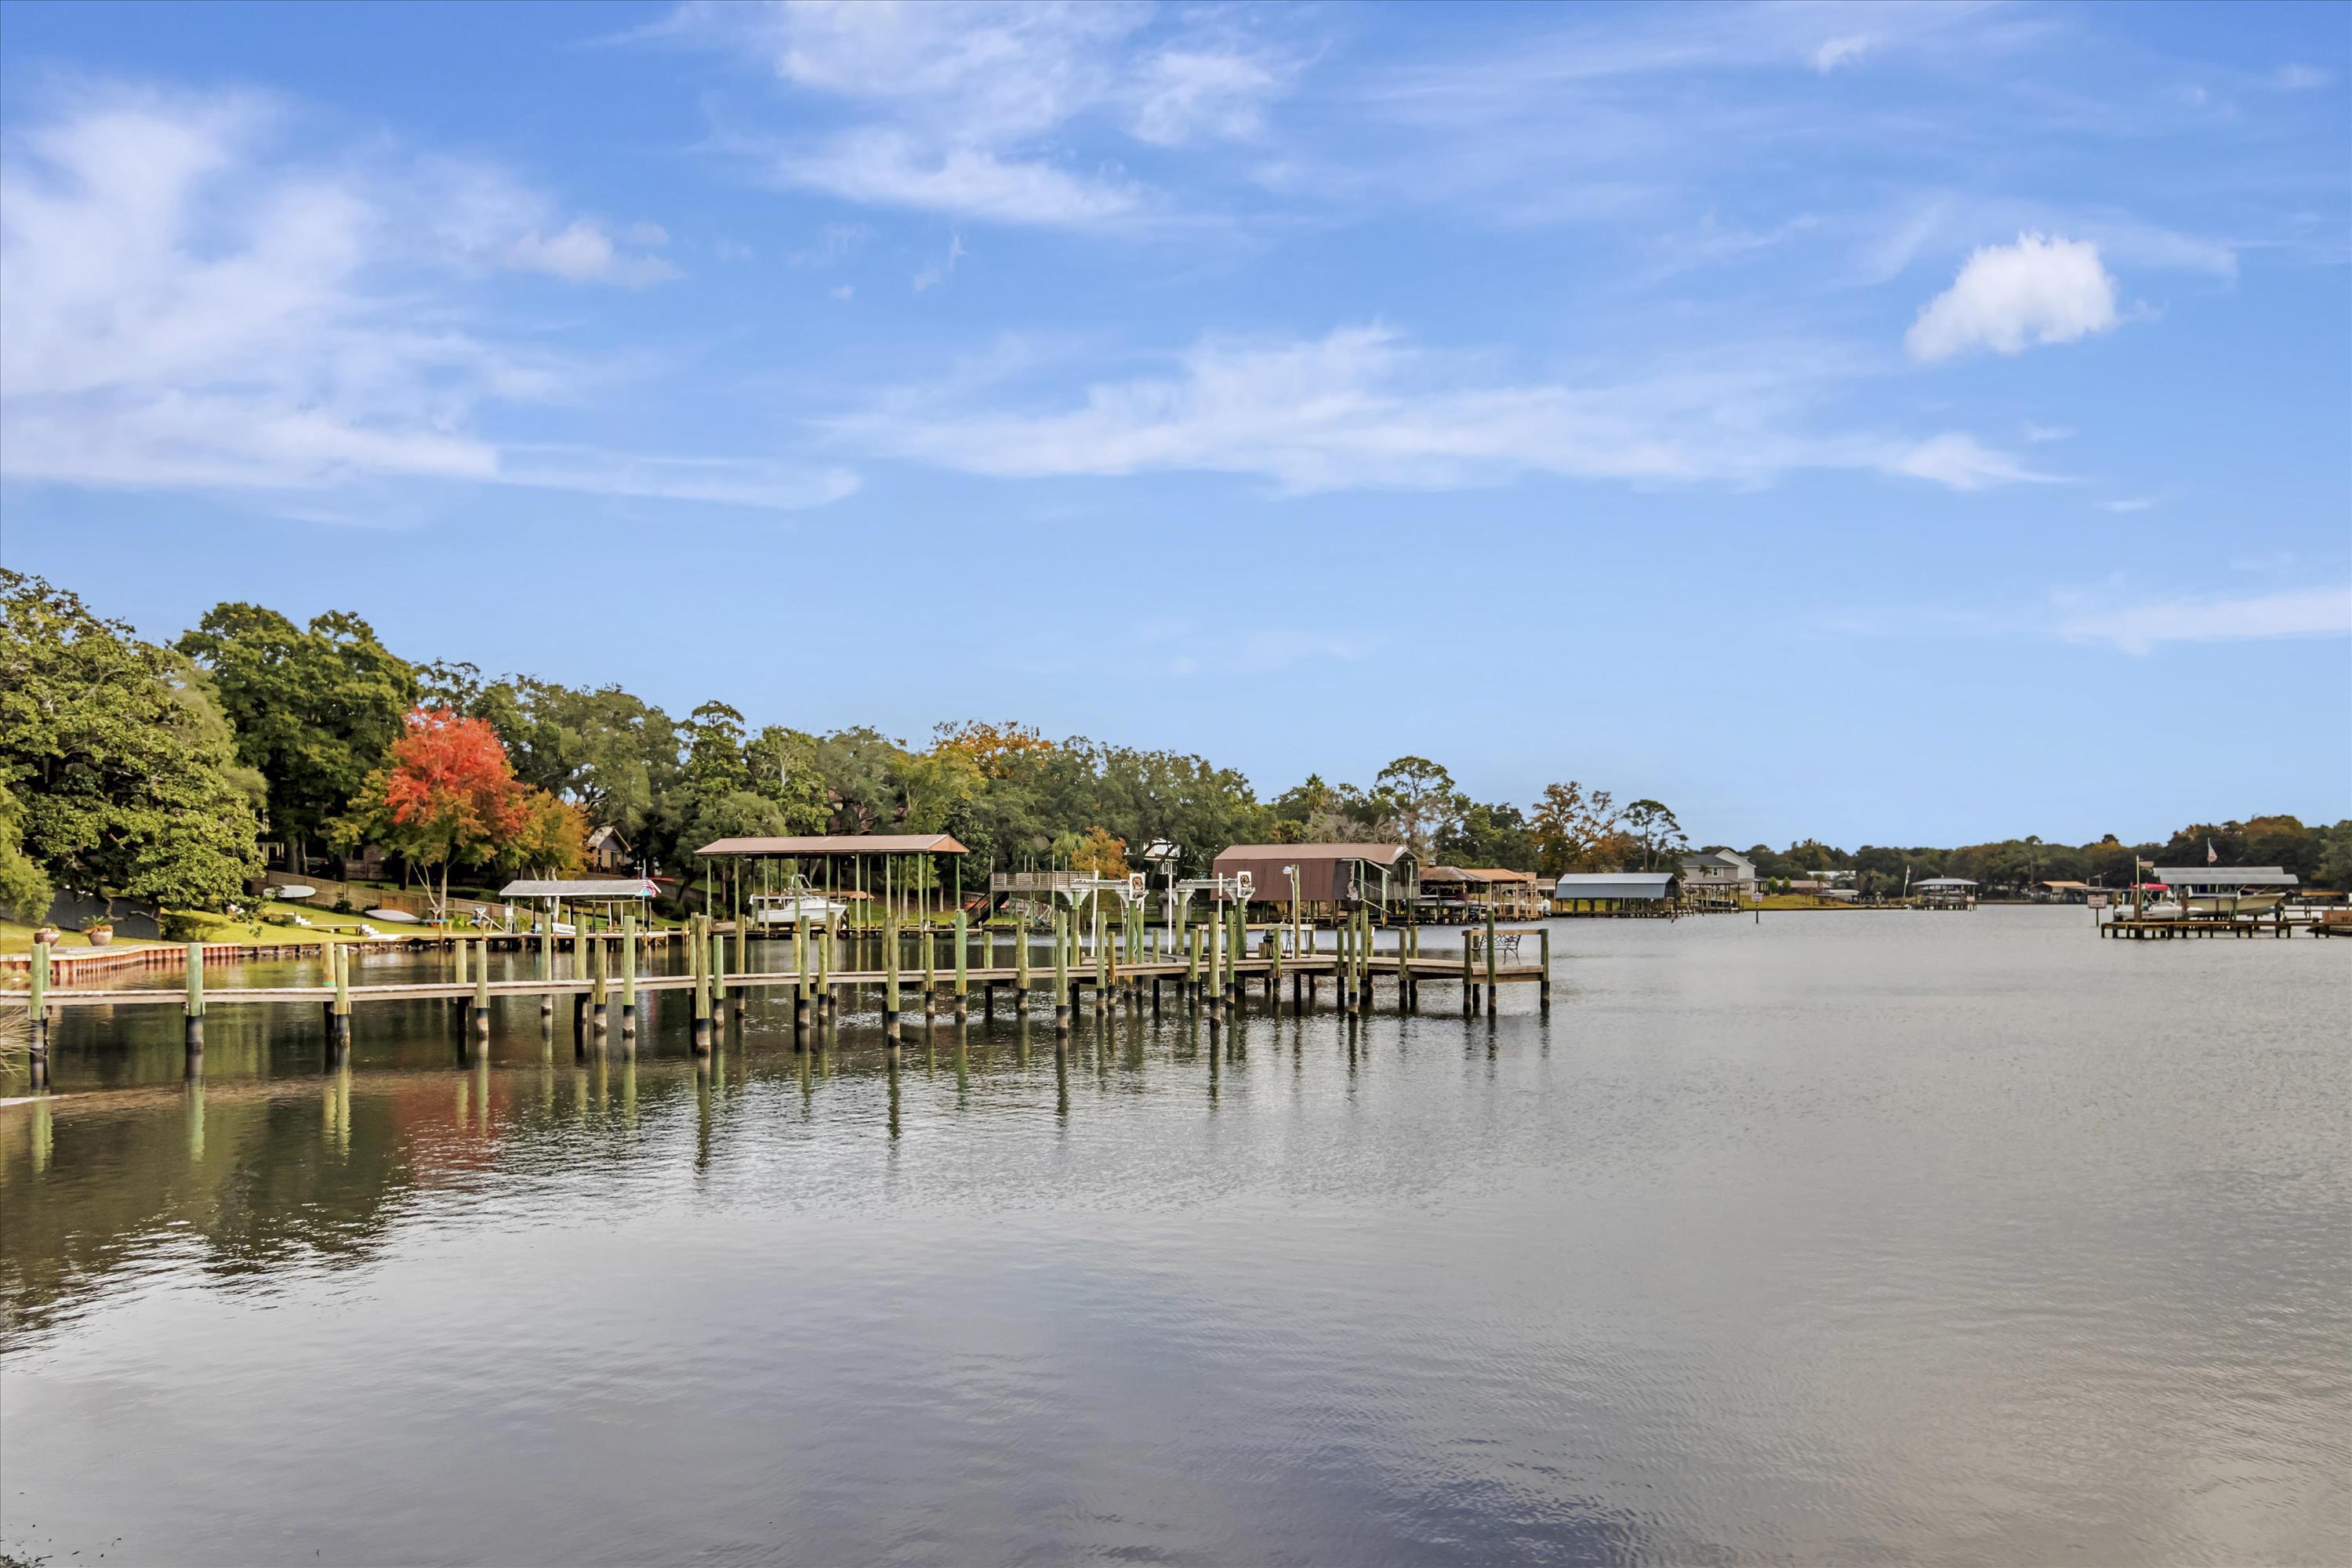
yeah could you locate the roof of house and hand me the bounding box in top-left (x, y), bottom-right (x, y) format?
top-left (1214, 843), bottom-right (1414, 866)
top-left (1914, 877), bottom-right (1976, 887)
top-left (1465, 866), bottom-right (1537, 884)
top-left (499, 878), bottom-right (659, 899)
top-left (2151, 866), bottom-right (2299, 887)
top-left (586, 825), bottom-right (628, 848)
top-left (696, 834), bottom-right (969, 856)
top-left (1682, 849), bottom-right (1753, 869)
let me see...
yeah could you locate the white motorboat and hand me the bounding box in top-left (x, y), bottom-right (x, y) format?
top-left (751, 891), bottom-right (847, 931)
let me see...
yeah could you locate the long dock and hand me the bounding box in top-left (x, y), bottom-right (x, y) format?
top-left (14, 913), bottom-right (1552, 1087)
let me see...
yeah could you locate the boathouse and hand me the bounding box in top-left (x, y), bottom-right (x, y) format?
top-left (1550, 872), bottom-right (1675, 914)
top-left (696, 833), bottom-right (972, 924)
top-left (2149, 866), bottom-right (2298, 915)
top-left (1212, 843), bottom-right (1416, 920)
top-left (1915, 877), bottom-right (1976, 909)
top-left (1465, 867), bottom-right (1544, 919)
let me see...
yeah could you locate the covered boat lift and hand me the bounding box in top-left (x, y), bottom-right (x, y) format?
top-left (695, 833), bottom-right (971, 931)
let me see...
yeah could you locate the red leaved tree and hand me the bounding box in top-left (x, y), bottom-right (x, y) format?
top-left (337, 706), bottom-right (579, 922)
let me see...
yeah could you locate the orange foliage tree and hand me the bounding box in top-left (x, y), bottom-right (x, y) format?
top-left (931, 719), bottom-right (1056, 778)
top-left (336, 706), bottom-right (583, 920)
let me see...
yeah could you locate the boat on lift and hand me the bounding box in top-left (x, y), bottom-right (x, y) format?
top-left (750, 880), bottom-right (848, 934)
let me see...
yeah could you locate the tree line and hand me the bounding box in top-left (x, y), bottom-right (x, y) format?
top-left (1727, 815), bottom-right (2352, 898)
top-left (2, 571), bottom-right (2343, 923)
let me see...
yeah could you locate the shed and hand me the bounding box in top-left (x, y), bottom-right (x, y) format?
top-left (1211, 843), bottom-right (1415, 917)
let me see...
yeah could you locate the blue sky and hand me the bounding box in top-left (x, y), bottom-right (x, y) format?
top-left (2, 0), bottom-right (2347, 848)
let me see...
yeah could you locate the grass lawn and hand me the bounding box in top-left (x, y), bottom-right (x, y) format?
top-left (0, 899), bottom-right (479, 954)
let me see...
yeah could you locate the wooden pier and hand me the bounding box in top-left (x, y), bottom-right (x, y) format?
top-left (2100, 911), bottom-right (2340, 939)
top-left (13, 914), bottom-right (1552, 1086)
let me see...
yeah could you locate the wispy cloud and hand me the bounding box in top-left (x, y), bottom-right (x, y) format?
top-left (666, 1), bottom-right (1297, 229)
top-left (912, 232), bottom-right (967, 292)
top-left (841, 323), bottom-right (2046, 494)
top-left (2057, 586), bottom-right (2352, 655)
top-left (1907, 233), bottom-right (2120, 361)
top-left (2096, 496), bottom-right (2157, 514)
top-left (0, 85), bottom-right (844, 510)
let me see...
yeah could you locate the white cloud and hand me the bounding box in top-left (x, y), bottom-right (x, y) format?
top-left (1906, 232), bottom-right (2119, 361)
top-left (1889, 433), bottom-right (2056, 491)
top-left (776, 129), bottom-right (1142, 228)
top-left (0, 87), bottom-right (843, 509)
top-left (503, 218), bottom-right (678, 285)
top-left (2096, 496), bottom-right (2156, 514)
top-left (2058, 586), bottom-right (2352, 655)
top-left (2024, 423), bottom-right (2071, 443)
top-left (843, 324), bottom-right (2045, 494)
top-left (1130, 46), bottom-right (1283, 145)
top-left (1813, 35), bottom-right (1871, 72)
top-left (2271, 64), bottom-right (2329, 92)
top-left (830, 283), bottom-right (854, 301)
top-left (665, 0), bottom-right (1291, 227)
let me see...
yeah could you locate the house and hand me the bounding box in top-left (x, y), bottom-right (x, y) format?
top-left (1211, 843), bottom-right (1417, 920)
top-left (1679, 849), bottom-right (1755, 904)
top-left (586, 825), bottom-right (633, 874)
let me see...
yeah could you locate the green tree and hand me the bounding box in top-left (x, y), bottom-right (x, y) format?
top-left (1374, 756), bottom-right (1462, 859)
top-left (177, 602), bottom-right (416, 869)
top-left (2, 572), bottom-right (263, 909)
top-left (1620, 800), bottom-right (1689, 871)
top-left (0, 776), bottom-right (55, 921)
top-left (477, 676), bottom-right (681, 840)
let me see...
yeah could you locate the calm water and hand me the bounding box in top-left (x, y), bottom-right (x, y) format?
top-left (4, 909), bottom-right (2347, 1566)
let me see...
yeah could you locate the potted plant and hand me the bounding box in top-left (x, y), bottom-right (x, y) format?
top-left (34, 924), bottom-right (61, 948)
top-left (83, 917), bottom-right (114, 947)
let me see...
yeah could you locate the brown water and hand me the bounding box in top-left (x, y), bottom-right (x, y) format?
top-left (3, 909), bottom-right (2347, 1566)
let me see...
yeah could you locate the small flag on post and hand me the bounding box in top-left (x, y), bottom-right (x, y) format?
top-left (2207, 837), bottom-right (2218, 865)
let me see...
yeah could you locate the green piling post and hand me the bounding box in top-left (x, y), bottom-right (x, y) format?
top-left (621, 913), bottom-right (637, 1033)
top-left (1483, 908), bottom-right (1498, 1012)
top-left (953, 910), bottom-right (968, 1011)
top-left (883, 906), bottom-right (902, 1041)
top-left (1052, 909), bottom-right (1071, 1032)
top-left (184, 941), bottom-right (205, 1052)
top-left (27, 940), bottom-right (49, 1074)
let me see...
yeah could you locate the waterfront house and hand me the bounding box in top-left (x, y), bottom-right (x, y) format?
top-left (1679, 849), bottom-right (1756, 904)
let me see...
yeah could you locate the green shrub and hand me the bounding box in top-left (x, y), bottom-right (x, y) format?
top-left (158, 911), bottom-right (212, 942)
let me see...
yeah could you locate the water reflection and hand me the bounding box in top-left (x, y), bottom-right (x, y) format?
top-left (4, 913), bottom-right (2350, 1566)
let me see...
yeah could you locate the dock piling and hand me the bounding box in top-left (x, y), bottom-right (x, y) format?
top-left (183, 942), bottom-right (205, 1054)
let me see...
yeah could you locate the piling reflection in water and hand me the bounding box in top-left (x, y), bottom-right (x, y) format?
top-left (4, 912), bottom-right (2350, 1566)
